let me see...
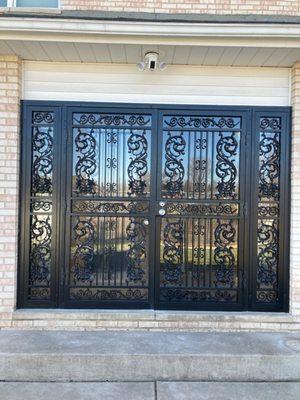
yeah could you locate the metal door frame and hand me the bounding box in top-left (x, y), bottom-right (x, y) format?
top-left (18, 101), bottom-right (291, 312)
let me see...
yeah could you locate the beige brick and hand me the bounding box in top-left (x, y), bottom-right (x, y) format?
top-left (60, 0), bottom-right (299, 15)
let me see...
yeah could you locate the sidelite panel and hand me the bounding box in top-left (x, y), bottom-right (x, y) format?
top-left (19, 108), bottom-right (60, 306)
top-left (158, 114), bottom-right (243, 306)
top-left (253, 113), bottom-right (289, 308)
top-left (29, 112), bottom-right (54, 300)
top-left (65, 111), bottom-right (152, 305)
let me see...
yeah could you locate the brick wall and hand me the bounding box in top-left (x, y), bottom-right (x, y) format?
top-left (290, 63), bottom-right (300, 316)
top-left (60, 0), bottom-right (299, 15)
top-left (0, 56), bottom-right (21, 320)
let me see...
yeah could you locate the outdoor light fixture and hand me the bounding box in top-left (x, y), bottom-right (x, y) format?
top-left (137, 51), bottom-right (167, 71)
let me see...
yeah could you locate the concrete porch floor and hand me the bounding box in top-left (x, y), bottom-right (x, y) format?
top-left (0, 330), bottom-right (300, 399)
top-left (1, 382), bottom-right (300, 400)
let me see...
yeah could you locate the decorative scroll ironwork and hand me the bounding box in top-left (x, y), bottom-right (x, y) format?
top-left (258, 205), bottom-right (279, 217)
top-left (260, 117), bottom-right (281, 131)
top-left (20, 105), bottom-right (289, 312)
top-left (71, 218), bottom-right (96, 283)
top-left (70, 288), bottom-right (147, 301)
top-left (166, 202), bottom-right (238, 216)
top-left (214, 220), bottom-right (236, 288)
top-left (31, 200), bottom-right (52, 213)
top-left (74, 129), bottom-right (97, 195)
top-left (126, 218), bottom-right (147, 283)
top-left (164, 116), bottom-right (241, 129)
top-left (160, 288), bottom-right (236, 302)
top-left (32, 126), bottom-right (53, 195)
top-left (216, 133), bottom-right (238, 199)
top-left (127, 130), bottom-right (148, 196)
top-left (258, 131), bottom-right (280, 201)
top-left (33, 111), bottom-right (54, 125)
top-left (72, 113), bottom-right (151, 199)
top-left (256, 116), bottom-right (282, 304)
top-left (29, 215), bottom-right (52, 286)
top-left (194, 159), bottom-right (206, 195)
top-left (73, 113), bottom-right (151, 127)
top-left (162, 220), bottom-right (184, 284)
top-left (27, 110), bottom-right (55, 300)
top-left (164, 132), bottom-right (186, 197)
top-left (72, 200), bottom-right (149, 214)
top-left (257, 220), bottom-right (279, 287)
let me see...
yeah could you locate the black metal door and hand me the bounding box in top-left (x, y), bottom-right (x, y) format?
top-left (155, 111), bottom-right (247, 310)
top-left (18, 102), bottom-right (290, 311)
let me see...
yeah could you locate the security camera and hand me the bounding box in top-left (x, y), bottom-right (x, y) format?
top-left (145, 52), bottom-right (159, 71)
top-left (137, 51), bottom-right (167, 72)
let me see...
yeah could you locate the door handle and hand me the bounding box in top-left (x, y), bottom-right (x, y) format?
top-left (143, 219), bottom-right (150, 226)
top-left (159, 209), bottom-right (166, 216)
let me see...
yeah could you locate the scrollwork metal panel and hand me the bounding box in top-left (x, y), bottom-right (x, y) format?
top-left (159, 114), bottom-right (241, 306)
top-left (27, 111), bottom-right (55, 301)
top-left (67, 111), bottom-right (152, 305)
top-left (72, 113), bottom-right (151, 198)
top-left (255, 116), bottom-right (282, 305)
top-left (161, 115), bottom-right (240, 200)
top-left (69, 215), bottom-right (149, 302)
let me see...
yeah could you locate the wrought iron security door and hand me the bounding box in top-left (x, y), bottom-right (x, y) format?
top-left (156, 111), bottom-right (247, 309)
top-left (19, 102), bottom-right (290, 311)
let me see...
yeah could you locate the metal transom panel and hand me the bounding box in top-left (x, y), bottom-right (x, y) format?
top-left (18, 102), bottom-right (291, 311)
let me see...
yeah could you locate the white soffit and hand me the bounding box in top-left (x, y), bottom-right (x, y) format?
top-left (1, 41), bottom-right (300, 67)
top-left (23, 61), bottom-right (290, 107)
top-left (1, 18), bottom-right (300, 66)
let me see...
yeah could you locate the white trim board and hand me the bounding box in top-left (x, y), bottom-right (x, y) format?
top-left (23, 61), bottom-right (290, 107)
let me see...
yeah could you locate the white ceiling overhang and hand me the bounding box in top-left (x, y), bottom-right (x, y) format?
top-left (1, 17), bottom-right (300, 66)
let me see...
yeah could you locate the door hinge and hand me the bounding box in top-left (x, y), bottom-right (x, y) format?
top-left (242, 203), bottom-right (248, 217)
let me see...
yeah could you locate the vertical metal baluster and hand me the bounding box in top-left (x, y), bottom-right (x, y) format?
top-left (197, 217), bottom-right (201, 288)
top-left (191, 218), bottom-right (195, 288)
top-left (121, 216), bottom-right (124, 287)
top-left (104, 129), bottom-right (107, 197)
top-left (123, 129), bottom-right (126, 197)
top-left (187, 130), bottom-right (191, 199)
top-left (211, 131), bottom-right (215, 199)
top-left (97, 128), bottom-right (100, 197)
top-left (204, 218), bottom-right (207, 288)
top-left (116, 129), bottom-right (119, 197)
top-left (114, 216), bottom-right (117, 288)
top-left (96, 216), bottom-right (99, 287)
top-left (110, 129), bottom-right (113, 197)
top-left (101, 216), bottom-right (105, 287)
top-left (192, 131), bottom-right (196, 200)
top-left (209, 218), bottom-right (213, 289)
top-left (205, 131), bottom-right (209, 200)
top-left (185, 218), bottom-right (188, 288)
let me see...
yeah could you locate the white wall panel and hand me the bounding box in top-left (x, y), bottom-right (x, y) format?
top-left (23, 61), bottom-right (290, 106)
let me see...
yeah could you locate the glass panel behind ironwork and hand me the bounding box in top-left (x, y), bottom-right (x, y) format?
top-left (69, 215), bottom-right (149, 302)
top-left (72, 113), bottom-right (151, 198)
top-left (67, 112), bottom-right (152, 304)
top-left (256, 116), bottom-right (281, 304)
top-left (159, 115), bottom-right (241, 304)
top-left (161, 115), bottom-right (241, 200)
top-left (28, 111), bottom-right (54, 300)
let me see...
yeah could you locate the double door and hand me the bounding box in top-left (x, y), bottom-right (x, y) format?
top-left (19, 103), bottom-right (290, 311)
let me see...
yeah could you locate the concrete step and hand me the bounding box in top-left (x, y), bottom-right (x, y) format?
top-left (0, 330), bottom-right (300, 382)
top-left (1, 382), bottom-right (300, 400)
